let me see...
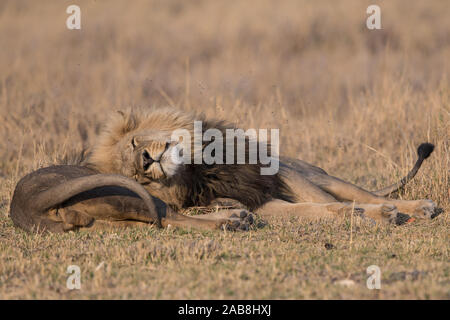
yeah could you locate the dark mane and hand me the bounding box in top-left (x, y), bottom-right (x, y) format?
top-left (181, 118), bottom-right (295, 210)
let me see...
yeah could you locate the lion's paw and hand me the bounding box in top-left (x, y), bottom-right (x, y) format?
top-left (412, 200), bottom-right (442, 219)
top-left (216, 209), bottom-right (254, 231)
top-left (432, 207), bottom-right (444, 219)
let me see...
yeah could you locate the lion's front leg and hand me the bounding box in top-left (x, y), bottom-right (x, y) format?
top-left (161, 208), bottom-right (254, 231)
top-left (188, 209), bottom-right (255, 231)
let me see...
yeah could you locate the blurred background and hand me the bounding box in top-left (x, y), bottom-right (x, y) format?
top-left (0, 0), bottom-right (448, 207)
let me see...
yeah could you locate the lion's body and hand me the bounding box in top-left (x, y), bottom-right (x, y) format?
top-left (10, 165), bottom-right (255, 233)
top-left (10, 107), bottom-right (441, 233)
top-left (84, 107), bottom-right (294, 210)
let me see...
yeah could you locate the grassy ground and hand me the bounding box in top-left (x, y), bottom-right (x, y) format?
top-left (0, 0), bottom-right (449, 299)
top-left (0, 215), bottom-right (448, 299)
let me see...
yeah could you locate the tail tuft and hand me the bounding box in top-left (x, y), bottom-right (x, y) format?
top-left (417, 143), bottom-right (434, 160)
top-left (374, 142), bottom-right (435, 197)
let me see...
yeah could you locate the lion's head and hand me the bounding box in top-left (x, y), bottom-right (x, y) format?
top-left (85, 107), bottom-right (294, 210)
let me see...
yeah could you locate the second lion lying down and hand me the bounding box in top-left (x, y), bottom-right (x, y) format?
top-left (10, 107), bottom-right (442, 233)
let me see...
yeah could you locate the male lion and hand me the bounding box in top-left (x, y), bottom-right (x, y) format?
top-left (10, 107), bottom-right (442, 233)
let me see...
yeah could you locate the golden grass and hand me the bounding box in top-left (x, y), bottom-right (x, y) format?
top-left (0, 0), bottom-right (448, 299)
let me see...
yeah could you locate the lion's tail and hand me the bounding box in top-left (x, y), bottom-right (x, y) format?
top-left (374, 143), bottom-right (434, 197)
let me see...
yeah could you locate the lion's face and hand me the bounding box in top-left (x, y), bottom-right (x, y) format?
top-left (124, 131), bottom-right (184, 184)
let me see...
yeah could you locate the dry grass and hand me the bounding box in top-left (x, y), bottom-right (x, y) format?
top-left (0, 0), bottom-right (448, 299)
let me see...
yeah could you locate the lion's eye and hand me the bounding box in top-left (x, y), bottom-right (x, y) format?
top-left (131, 137), bottom-right (137, 149)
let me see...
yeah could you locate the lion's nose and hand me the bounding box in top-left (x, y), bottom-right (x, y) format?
top-left (142, 150), bottom-right (154, 171)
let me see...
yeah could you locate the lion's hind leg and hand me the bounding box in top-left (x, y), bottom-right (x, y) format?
top-left (307, 174), bottom-right (440, 220)
top-left (256, 199), bottom-right (404, 224)
top-left (277, 165), bottom-right (403, 224)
